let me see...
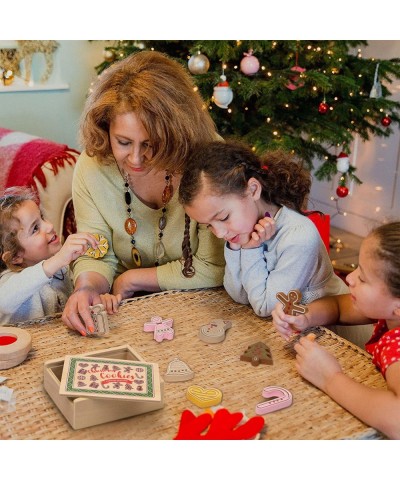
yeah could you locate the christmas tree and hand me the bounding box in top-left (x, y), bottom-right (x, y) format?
top-left (95, 40), bottom-right (400, 185)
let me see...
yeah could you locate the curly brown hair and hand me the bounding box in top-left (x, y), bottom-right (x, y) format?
top-left (79, 50), bottom-right (218, 173)
top-left (0, 186), bottom-right (38, 272)
top-left (178, 140), bottom-right (313, 276)
top-left (179, 140), bottom-right (311, 209)
top-left (370, 222), bottom-right (400, 298)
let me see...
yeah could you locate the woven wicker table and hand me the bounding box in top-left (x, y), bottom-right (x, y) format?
top-left (0, 288), bottom-right (386, 440)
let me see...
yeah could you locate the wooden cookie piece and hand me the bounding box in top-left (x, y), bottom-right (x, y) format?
top-left (85, 234), bottom-right (109, 259)
top-left (165, 358), bottom-right (194, 383)
top-left (276, 289), bottom-right (308, 315)
top-left (88, 304), bottom-right (109, 336)
top-left (186, 385), bottom-right (223, 408)
top-left (144, 316), bottom-right (175, 342)
top-left (240, 341), bottom-right (273, 366)
top-left (198, 319), bottom-right (232, 344)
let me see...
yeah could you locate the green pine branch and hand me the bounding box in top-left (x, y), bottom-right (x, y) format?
top-left (93, 40), bottom-right (400, 183)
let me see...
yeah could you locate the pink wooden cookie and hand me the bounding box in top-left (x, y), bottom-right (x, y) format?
top-left (144, 315), bottom-right (174, 342)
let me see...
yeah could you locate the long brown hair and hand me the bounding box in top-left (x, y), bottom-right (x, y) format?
top-left (79, 50), bottom-right (218, 173)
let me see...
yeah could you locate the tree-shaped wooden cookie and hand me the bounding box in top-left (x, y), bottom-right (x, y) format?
top-left (240, 341), bottom-right (273, 366)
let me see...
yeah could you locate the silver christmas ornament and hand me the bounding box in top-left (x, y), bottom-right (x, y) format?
top-left (188, 53), bottom-right (210, 75)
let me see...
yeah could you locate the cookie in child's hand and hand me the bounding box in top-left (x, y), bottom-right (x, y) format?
top-left (85, 234), bottom-right (109, 259)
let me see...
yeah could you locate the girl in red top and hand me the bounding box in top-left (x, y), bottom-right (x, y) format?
top-left (272, 221), bottom-right (400, 439)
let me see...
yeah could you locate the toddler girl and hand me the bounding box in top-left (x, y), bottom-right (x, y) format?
top-left (179, 140), bottom-right (348, 317)
top-left (272, 221), bottom-right (400, 439)
top-left (0, 187), bottom-right (120, 328)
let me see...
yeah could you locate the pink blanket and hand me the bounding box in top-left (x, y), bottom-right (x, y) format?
top-left (0, 127), bottom-right (79, 193)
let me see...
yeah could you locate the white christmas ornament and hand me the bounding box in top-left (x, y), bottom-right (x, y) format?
top-left (213, 75), bottom-right (233, 109)
top-left (336, 151), bottom-right (350, 173)
top-left (369, 63), bottom-right (382, 99)
top-left (188, 52), bottom-right (210, 75)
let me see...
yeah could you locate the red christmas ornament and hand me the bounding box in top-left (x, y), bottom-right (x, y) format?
top-left (381, 115), bottom-right (392, 127)
top-left (336, 186), bottom-right (349, 198)
top-left (318, 102), bottom-right (329, 114)
top-left (286, 65), bottom-right (306, 90)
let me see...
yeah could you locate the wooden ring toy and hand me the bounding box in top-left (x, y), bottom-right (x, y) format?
top-left (0, 327), bottom-right (32, 370)
top-left (85, 234), bottom-right (109, 259)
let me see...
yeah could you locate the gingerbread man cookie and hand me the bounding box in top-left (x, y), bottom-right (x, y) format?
top-left (144, 315), bottom-right (174, 342)
top-left (198, 319), bottom-right (232, 344)
top-left (276, 290), bottom-right (308, 316)
top-left (85, 234), bottom-right (109, 259)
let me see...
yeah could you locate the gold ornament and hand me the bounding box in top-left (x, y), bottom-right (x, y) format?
top-left (2, 69), bottom-right (14, 86)
top-left (188, 52), bottom-right (210, 75)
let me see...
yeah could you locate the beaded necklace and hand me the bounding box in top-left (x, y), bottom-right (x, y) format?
top-left (124, 172), bottom-right (173, 267)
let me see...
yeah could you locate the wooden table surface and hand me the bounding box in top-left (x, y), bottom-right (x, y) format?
top-left (0, 288), bottom-right (386, 440)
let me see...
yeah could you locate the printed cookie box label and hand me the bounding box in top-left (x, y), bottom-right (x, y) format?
top-left (60, 356), bottom-right (158, 400)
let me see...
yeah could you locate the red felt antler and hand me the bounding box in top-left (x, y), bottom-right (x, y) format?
top-left (174, 408), bottom-right (265, 440)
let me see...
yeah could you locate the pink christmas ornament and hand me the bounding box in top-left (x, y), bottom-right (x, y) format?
top-left (286, 65), bottom-right (306, 90)
top-left (240, 50), bottom-right (260, 75)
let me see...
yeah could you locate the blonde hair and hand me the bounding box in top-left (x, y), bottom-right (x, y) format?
top-left (0, 186), bottom-right (38, 272)
top-left (79, 50), bottom-right (218, 173)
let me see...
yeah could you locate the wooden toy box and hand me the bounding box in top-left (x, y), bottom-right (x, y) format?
top-left (43, 344), bottom-right (164, 430)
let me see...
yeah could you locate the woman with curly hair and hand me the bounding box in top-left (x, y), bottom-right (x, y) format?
top-left (179, 140), bottom-right (348, 317)
top-left (62, 50), bottom-right (225, 335)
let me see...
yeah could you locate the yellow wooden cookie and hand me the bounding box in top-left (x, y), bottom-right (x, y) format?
top-left (85, 234), bottom-right (109, 259)
top-left (186, 385), bottom-right (223, 408)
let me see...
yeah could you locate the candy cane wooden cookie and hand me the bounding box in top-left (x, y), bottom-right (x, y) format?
top-left (85, 234), bottom-right (109, 259)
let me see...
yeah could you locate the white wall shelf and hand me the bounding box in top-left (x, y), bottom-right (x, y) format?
top-left (0, 83), bottom-right (69, 93)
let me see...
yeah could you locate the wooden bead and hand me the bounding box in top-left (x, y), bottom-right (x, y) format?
top-left (125, 218), bottom-right (137, 235)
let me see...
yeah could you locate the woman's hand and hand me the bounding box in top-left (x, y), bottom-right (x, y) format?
top-left (294, 337), bottom-right (342, 391)
top-left (271, 302), bottom-right (310, 340)
top-left (62, 286), bottom-right (102, 336)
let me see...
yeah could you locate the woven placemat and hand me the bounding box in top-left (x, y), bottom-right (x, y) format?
top-left (0, 288), bottom-right (386, 440)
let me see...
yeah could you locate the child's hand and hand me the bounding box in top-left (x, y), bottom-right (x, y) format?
top-left (271, 302), bottom-right (309, 340)
top-left (294, 337), bottom-right (342, 392)
top-left (99, 293), bottom-right (122, 315)
top-left (43, 233), bottom-right (99, 278)
top-left (241, 216), bottom-right (276, 249)
top-left (56, 233), bottom-right (99, 265)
